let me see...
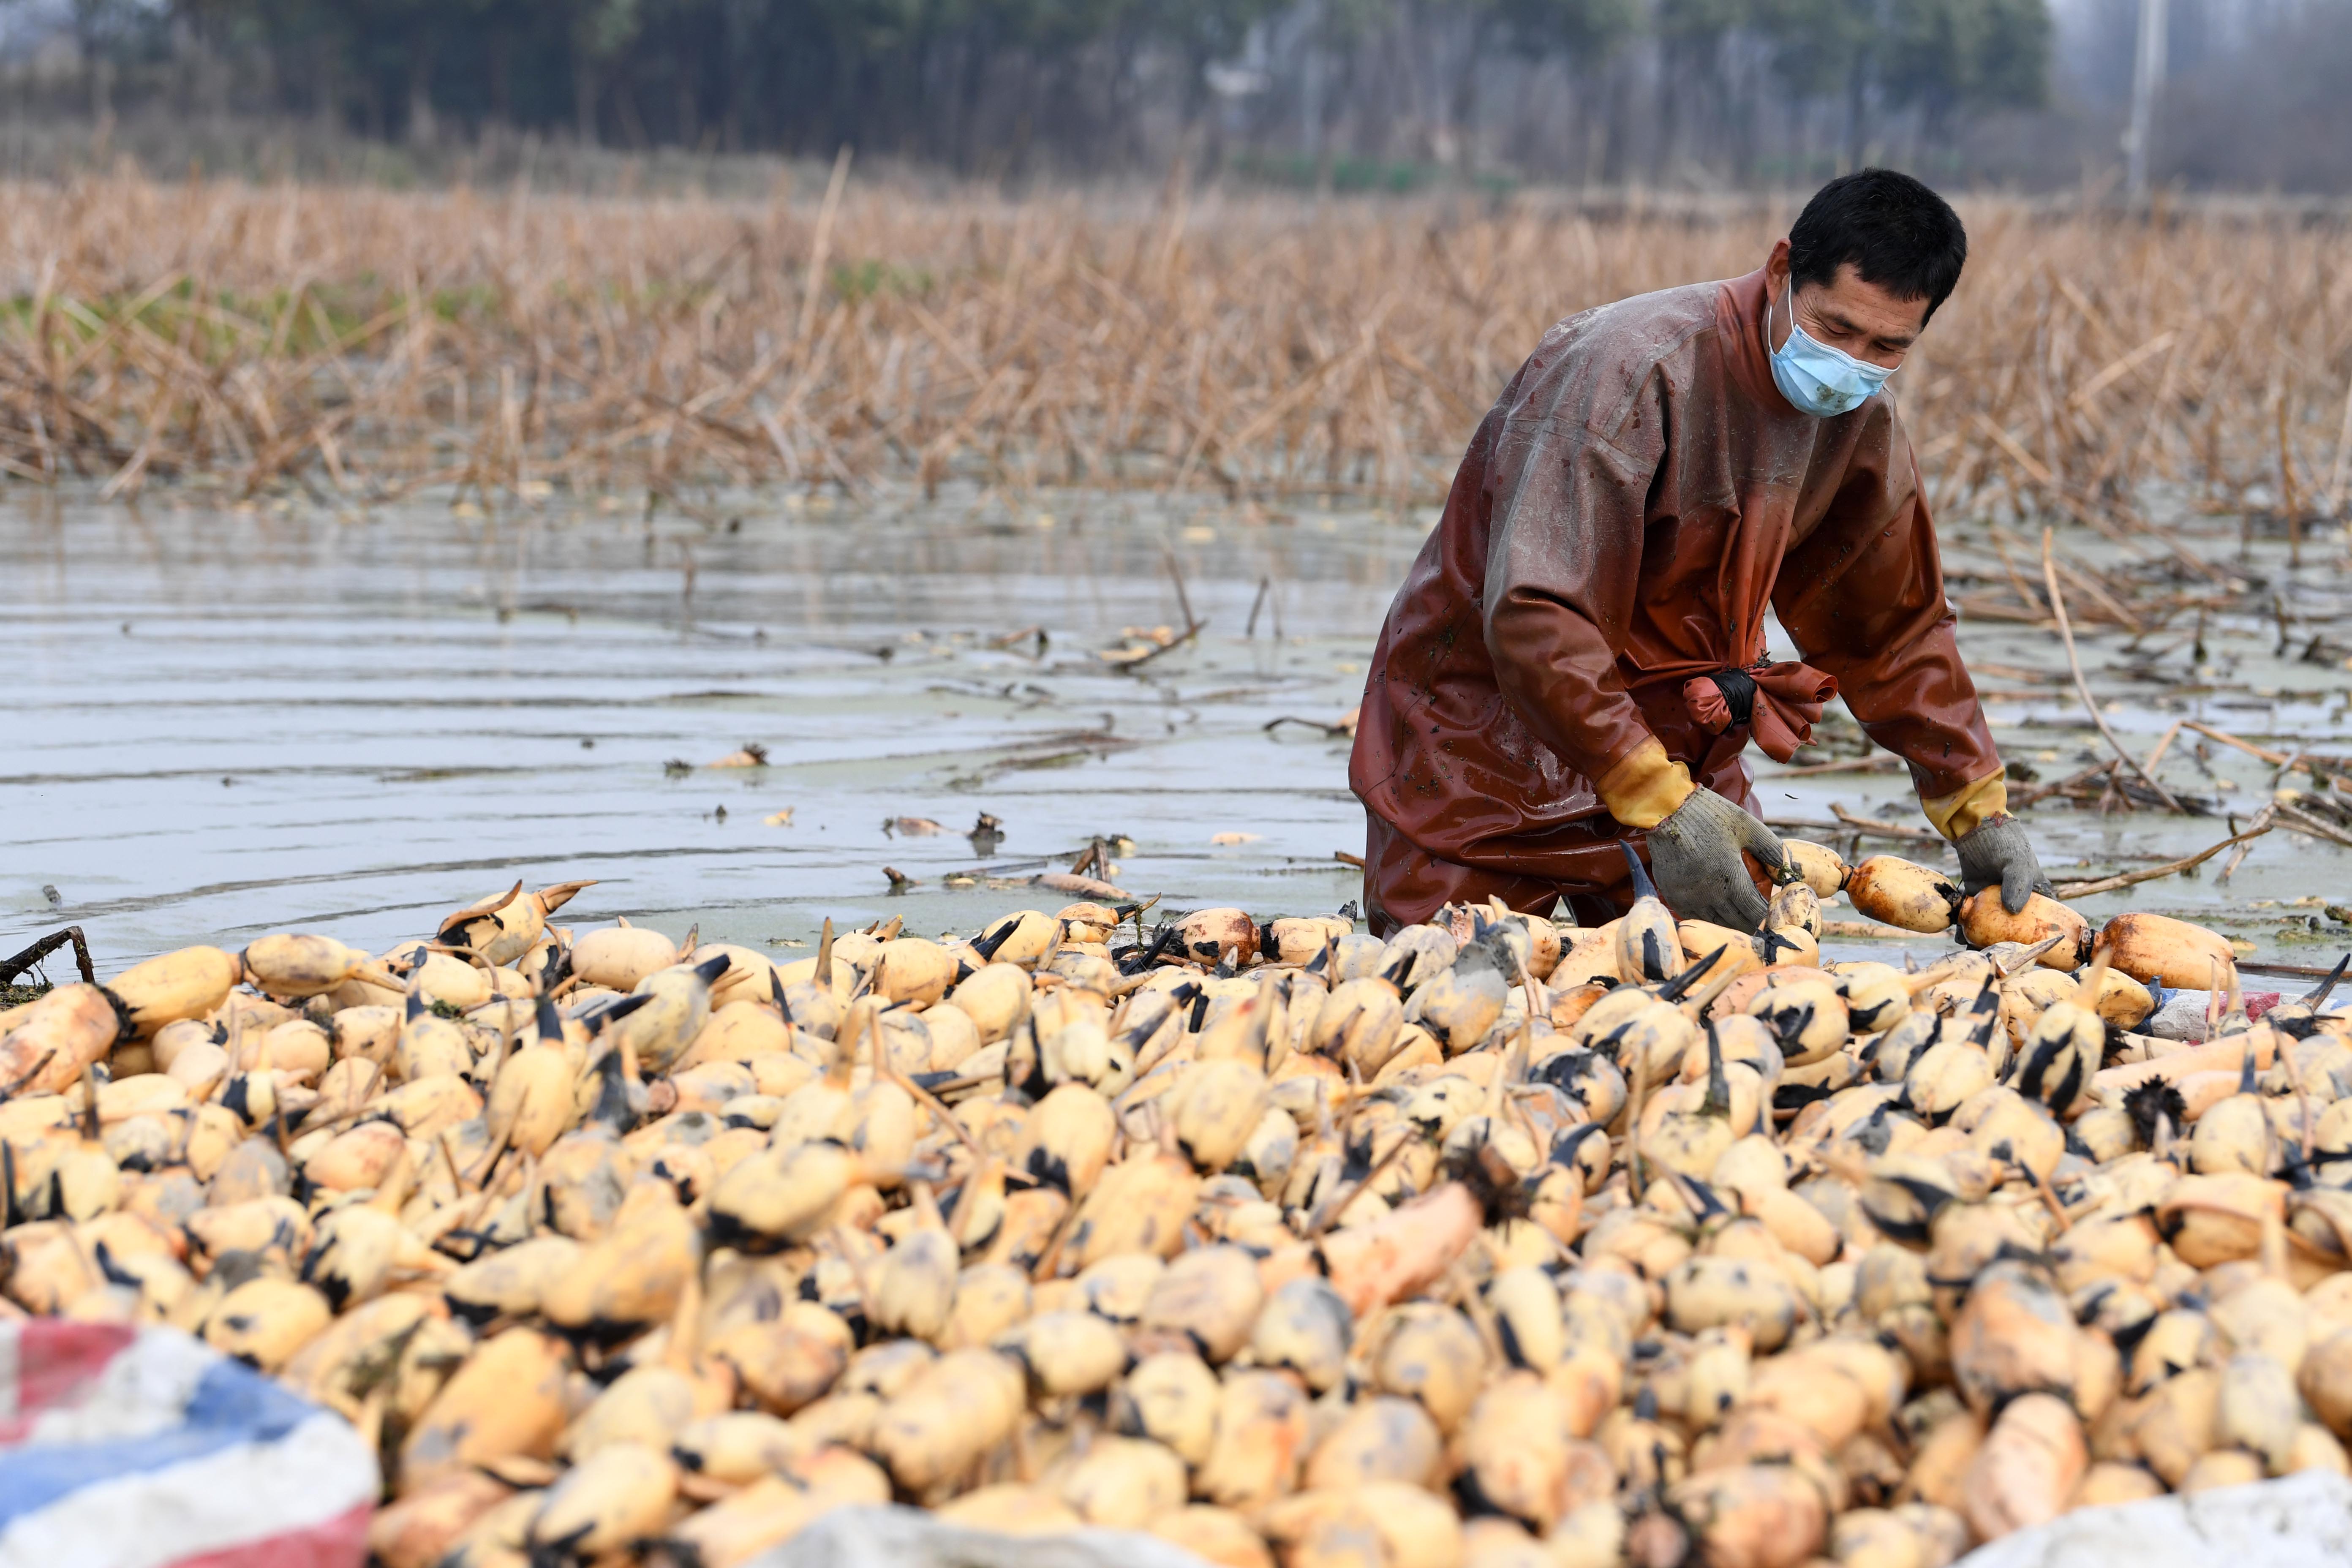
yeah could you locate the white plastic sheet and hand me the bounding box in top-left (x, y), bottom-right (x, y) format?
top-left (1955, 1472), bottom-right (2352, 1568)
top-left (2143, 988), bottom-right (2298, 1040)
top-left (753, 1505), bottom-right (1214, 1568)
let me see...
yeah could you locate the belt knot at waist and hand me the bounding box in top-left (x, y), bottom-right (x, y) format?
top-left (1680, 659), bottom-right (1839, 763)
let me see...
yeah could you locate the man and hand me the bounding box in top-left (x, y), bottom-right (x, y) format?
top-left (1350, 169), bottom-right (2048, 934)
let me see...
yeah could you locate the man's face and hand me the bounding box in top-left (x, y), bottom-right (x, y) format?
top-left (1764, 238), bottom-right (1931, 370)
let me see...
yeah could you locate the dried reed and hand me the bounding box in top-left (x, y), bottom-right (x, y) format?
top-left (0, 174), bottom-right (2347, 530)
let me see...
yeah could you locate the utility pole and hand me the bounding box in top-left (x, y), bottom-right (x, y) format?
top-left (1300, 0), bottom-right (1324, 165)
top-left (2123, 0), bottom-right (2167, 207)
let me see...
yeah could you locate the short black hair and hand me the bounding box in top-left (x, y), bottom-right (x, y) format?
top-left (1788, 169), bottom-right (1968, 321)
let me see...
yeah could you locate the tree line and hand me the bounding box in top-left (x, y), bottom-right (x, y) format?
top-left (27, 0), bottom-right (2052, 184)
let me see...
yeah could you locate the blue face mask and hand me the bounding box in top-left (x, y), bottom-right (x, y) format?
top-left (1769, 281), bottom-right (1897, 417)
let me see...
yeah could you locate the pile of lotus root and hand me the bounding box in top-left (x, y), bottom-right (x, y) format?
top-left (5, 840), bottom-right (2352, 1568)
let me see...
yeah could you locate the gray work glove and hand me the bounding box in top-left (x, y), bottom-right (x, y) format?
top-left (1954, 811), bottom-right (2053, 915)
top-left (1647, 787), bottom-right (1788, 930)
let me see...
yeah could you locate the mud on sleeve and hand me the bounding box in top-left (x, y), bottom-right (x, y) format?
top-left (1480, 362), bottom-right (1674, 801)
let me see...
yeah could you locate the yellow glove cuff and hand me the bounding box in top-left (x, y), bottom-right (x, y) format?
top-left (1596, 738), bottom-right (1696, 830)
top-left (1922, 768), bottom-right (2010, 842)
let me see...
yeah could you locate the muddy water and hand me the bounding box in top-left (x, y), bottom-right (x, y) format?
top-left (1764, 516), bottom-right (2352, 975)
top-left (4, 491), bottom-right (2349, 975)
top-left (3, 493), bottom-right (1400, 964)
